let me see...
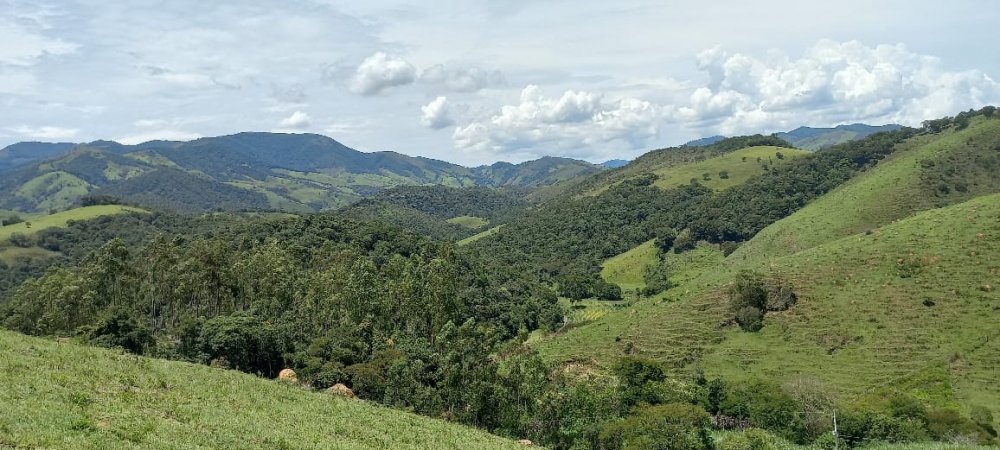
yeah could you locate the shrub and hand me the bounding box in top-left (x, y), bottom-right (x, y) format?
top-left (82, 308), bottom-right (154, 355)
top-left (735, 307), bottom-right (764, 332)
top-left (673, 229), bottom-right (697, 253)
top-left (719, 379), bottom-right (809, 443)
top-left (598, 403), bottom-right (713, 450)
top-left (8, 232), bottom-right (34, 248)
top-left (926, 408), bottom-right (994, 444)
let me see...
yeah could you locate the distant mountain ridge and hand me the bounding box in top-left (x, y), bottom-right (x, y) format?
top-left (683, 123), bottom-right (902, 150)
top-left (0, 132), bottom-right (603, 213)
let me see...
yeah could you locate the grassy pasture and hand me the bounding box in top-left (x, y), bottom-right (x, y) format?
top-left (446, 215), bottom-right (489, 229)
top-left (0, 329), bottom-right (527, 449)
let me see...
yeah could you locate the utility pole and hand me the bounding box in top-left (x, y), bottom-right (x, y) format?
top-left (833, 409), bottom-right (839, 450)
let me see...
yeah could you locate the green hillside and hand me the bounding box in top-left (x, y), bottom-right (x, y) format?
top-left (535, 193), bottom-right (999, 416)
top-left (731, 116), bottom-right (1000, 265)
top-left (531, 117), bottom-right (1000, 425)
top-left (0, 205), bottom-right (145, 242)
top-left (651, 146), bottom-right (808, 191)
top-left (0, 329), bottom-right (524, 449)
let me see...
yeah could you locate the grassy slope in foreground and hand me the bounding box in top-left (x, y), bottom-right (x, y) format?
top-left (652, 145), bottom-right (809, 191)
top-left (0, 330), bottom-right (524, 450)
top-left (0, 205), bottom-right (145, 242)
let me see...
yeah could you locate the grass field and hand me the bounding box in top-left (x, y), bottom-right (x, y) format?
top-left (457, 225), bottom-right (504, 245)
top-left (600, 239), bottom-right (658, 290)
top-left (0, 329), bottom-right (526, 449)
top-left (652, 146), bottom-right (809, 191)
top-left (446, 215), bottom-right (489, 229)
top-left (0, 205), bottom-right (146, 242)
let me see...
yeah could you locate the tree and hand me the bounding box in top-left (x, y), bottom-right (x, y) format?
top-left (719, 170), bottom-right (730, 179)
top-left (599, 403), bottom-right (713, 450)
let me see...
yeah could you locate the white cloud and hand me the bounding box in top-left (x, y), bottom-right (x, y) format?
top-left (349, 52), bottom-right (417, 95)
top-left (419, 64), bottom-right (504, 92)
top-left (453, 85), bottom-right (665, 160)
top-left (278, 111), bottom-right (311, 129)
top-left (0, 17), bottom-right (77, 67)
top-left (420, 96), bottom-right (454, 129)
top-left (117, 130), bottom-right (201, 145)
top-left (9, 125), bottom-right (79, 140)
top-left (678, 39), bottom-right (1000, 134)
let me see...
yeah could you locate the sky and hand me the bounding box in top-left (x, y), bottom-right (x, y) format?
top-left (1, 1), bottom-right (999, 166)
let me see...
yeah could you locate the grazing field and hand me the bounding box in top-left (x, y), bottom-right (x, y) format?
top-left (457, 224), bottom-right (504, 245)
top-left (651, 145), bottom-right (809, 191)
top-left (0, 329), bottom-right (526, 450)
top-left (535, 193), bottom-right (1000, 423)
top-left (600, 239), bottom-right (658, 290)
top-left (0, 205), bottom-right (146, 242)
top-left (730, 117), bottom-right (1000, 265)
top-left (446, 215), bottom-right (490, 229)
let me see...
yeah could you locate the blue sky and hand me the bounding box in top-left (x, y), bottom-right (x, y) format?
top-left (2, 0), bottom-right (998, 165)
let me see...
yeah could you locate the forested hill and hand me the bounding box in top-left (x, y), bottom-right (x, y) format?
top-left (0, 132), bottom-right (603, 214)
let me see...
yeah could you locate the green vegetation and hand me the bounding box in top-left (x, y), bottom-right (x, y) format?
top-left (447, 215), bottom-right (490, 229)
top-left (457, 225), bottom-right (504, 245)
top-left (0, 133), bottom-right (597, 214)
top-left (0, 329), bottom-right (526, 449)
top-left (531, 116), bottom-right (1000, 445)
top-left (0, 205), bottom-right (144, 242)
top-left (601, 239), bottom-right (659, 290)
top-left (652, 146), bottom-right (808, 191)
top-left (2, 109), bottom-right (999, 449)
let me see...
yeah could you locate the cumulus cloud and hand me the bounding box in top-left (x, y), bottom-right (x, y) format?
top-left (453, 85), bottom-right (664, 159)
top-left (349, 52), bottom-right (417, 96)
top-left (419, 64), bottom-right (504, 92)
top-left (9, 125), bottom-right (79, 140)
top-left (278, 111), bottom-right (312, 129)
top-left (420, 96), bottom-right (454, 129)
top-left (679, 39), bottom-right (1000, 134)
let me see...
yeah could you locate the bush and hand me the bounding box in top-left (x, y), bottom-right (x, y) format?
top-left (729, 272), bottom-right (796, 331)
top-left (598, 403), bottom-right (713, 450)
top-left (838, 409), bottom-right (928, 447)
top-left (82, 308), bottom-right (154, 355)
top-left (654, 227), bottom-right (678, 252)
top-left (673, 229), bottom-right (697, 253)
top-left (735, 307), bottom-right (764, 332)
top-left (926, 408), bottom-right (995, 444)
top-left (643, 259), bottom-right (673, 296)
top-left (8, 232), bottom-right (34, 248)
top-left (719, 379), bottom-right (809, 443)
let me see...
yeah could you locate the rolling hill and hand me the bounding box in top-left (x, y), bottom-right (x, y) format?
top-left (530, 114), bottom-right (1000, 426)
top-left (0, 329), bottom-right (525, 449)
top-left (0, 133), bottom-right (603, 214)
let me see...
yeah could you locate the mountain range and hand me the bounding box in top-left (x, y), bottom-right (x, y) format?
top-left (0, 132), bottom-right (602, 213)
